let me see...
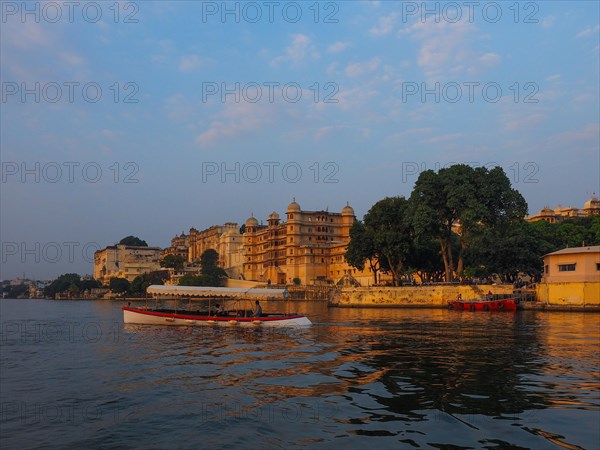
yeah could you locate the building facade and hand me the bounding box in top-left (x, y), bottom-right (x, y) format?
top-left (243, 200), bottom-right (374, 285)
top-left (526, 196), bottom-right (600, 223)
top-left (94, 245), bottom-right (162, 284)
top-left (537, 246), bottom-right (600, 306)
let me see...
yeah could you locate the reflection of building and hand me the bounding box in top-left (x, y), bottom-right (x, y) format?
top-left (526, 196), bottom-right (600, 223)
top-left (537, 246), bottom-right (600, 306)
top-left (94, 245), bottom-right (162, 284)
top-left (243, 200), bottom-right (373, 285)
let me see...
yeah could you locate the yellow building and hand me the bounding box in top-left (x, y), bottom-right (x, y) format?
top-left (243, 200), bottom-right (374, 285)
top-left (94, 245), bottom-right (162, 284)
top-left (526, 196), bottom-right (600, 223)
top-left (537, 246), bottom-right (600, 306)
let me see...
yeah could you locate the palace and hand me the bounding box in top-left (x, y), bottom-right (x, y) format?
top-left (94, 245), bottom-right (162, 284)
top-left (243, 200), bottom-right (373, 285)
top-left (526, 196), bottom-right (600, 223)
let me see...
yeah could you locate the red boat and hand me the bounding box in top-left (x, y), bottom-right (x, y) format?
top-left (448, 297), bottom-right (518, 311)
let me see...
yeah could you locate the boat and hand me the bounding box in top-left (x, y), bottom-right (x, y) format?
top-left (122, 285), bottom-right (312, 328)
top-left (448, 297), bottom-right (518, 311)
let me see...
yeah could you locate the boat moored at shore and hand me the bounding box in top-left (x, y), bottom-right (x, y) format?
top-left (122, 285), bottom-right (312, 327)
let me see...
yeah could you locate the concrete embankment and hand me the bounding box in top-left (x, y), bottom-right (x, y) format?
top-left (329, 285), bottom-right (515, 308)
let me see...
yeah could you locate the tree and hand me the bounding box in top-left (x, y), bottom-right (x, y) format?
top-left (160, 254), bottom-right (185, 270)
top-left (109, 277), bottom-right (130, 294)
top-left (364, 197), bottom-right (412, 286)
top-left (118, 236), bottom-right (148, 246)
top-left (200, 249), bottom-right (220, 270)
top-left (345, 221), bottom-right (383, 285)
top-left (80, 278), bottom-right (101, 291)
top-left (44, 273), bottom-right (81, 297)
top-left (131, 271), bottom-right (169, 294)
top-left (411, 165), bottom-right (526, 281)
top-left (178, 275), bottom-right (209, 286)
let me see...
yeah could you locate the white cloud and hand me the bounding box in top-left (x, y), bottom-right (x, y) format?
top-left (370, 12), bottom-right (398, 36)
top-left (195, 102), bottom-right (273, 145)
top-left (576, 24), bottom-right (599, 38)
top-left (271, 34), bottom-right (319, 67)
top-left (345, 57), bottom-right (381, 77)
top-left (328, 41), bottom-right (350, 53)
top-left (541, 16), bottom-right (556, 29)
top-left (59, 52), bottom-right (85, 66)
top-left (400, 19), bottom-right (500, 81)
top-left (179, 55), bottom-right (209, 72)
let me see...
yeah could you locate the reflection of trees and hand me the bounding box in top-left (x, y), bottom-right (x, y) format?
top-left (353, 311), bottom-right (551, 420)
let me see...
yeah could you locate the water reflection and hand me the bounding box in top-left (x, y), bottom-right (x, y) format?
top-left (1, 299), bottom-right (598, 449)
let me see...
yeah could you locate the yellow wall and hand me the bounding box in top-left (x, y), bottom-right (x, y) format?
top-left (536, 282), bottom-right (600, 306)
top-left (331, 285), bottom-right (515, 307)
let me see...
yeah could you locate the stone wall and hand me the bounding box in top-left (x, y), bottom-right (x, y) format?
top-left (330, 285), bottom-right (516, 307)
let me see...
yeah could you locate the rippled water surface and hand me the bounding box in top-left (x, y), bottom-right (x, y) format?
top-left (1, 299), bottom-right (599, 449)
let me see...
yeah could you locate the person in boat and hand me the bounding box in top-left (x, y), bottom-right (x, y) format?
top-left (211, 304), bottom-right (221, 316)
top-left (217, 304), bottom-right (226, 316)
top-left (486, 290), bottom-right (493, 300)
top-left (457, 293), bottom-right (462, 301)
top-left (253, 300), bottom-right (262, 318)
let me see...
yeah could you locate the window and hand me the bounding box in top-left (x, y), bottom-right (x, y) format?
top-left (596, 263), bottom-right (600, 271)
top-left (545, 265), bottom-right (549, 274)
top-left (558, 264), bottom-right (576, 272)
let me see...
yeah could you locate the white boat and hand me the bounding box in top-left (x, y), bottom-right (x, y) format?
top-left (122, 285), bottom-right (312, 328)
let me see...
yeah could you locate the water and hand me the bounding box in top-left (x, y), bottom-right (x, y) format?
top-left (1, 299), bottom-right (598, 450)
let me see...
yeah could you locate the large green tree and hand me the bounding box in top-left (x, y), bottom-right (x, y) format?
top-left (345, 221), bottom-right (386, 285)
top-left (411, 165), bottom-right (526, 281)
top-left (118, 236), bottom-right (148, 246)
top-left (364, 197), bottom-right (412, 286)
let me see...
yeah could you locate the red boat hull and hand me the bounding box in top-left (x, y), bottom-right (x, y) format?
top-left (448, 298), bottom-right (518, 311)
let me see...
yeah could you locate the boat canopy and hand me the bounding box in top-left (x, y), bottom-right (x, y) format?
top-left (146, 285), bottom-right (287, 299)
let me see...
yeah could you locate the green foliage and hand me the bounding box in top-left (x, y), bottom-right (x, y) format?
top-left (364, 197), bottom-right (412, 286)
top-left (160, 254), bottom-right (185, 270)
top-left (130, 270), bottom-right (169, 294)
top-left (410, 165), bottom-right (526, 281)
top-left (292, 277), bottom-right (301, 285)
top-left (178, 274), bottom-right (209, 286)
top-left (43, 274), bottom-right (101, 297)
top-left (109, 277), bottom-right (130, 294)
top-left (3, 284), bottom-right (30, 298)
top-left (200, 249), bottom-right (219, 270)
top-left (118, 236), bottom-right (148, 246)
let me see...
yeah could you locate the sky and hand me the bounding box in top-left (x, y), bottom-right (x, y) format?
top-left (1, 0), bottom-right (599, 280)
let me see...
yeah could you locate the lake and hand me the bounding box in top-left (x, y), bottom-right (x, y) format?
top-left (1, 299), bottom-right (598, 449)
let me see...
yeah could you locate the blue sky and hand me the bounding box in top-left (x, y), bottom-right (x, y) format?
top-left (1, 1), bottom-right (599, 279)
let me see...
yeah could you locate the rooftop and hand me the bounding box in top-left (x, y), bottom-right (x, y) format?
top-left (544, 246), bottom-right (600, 257)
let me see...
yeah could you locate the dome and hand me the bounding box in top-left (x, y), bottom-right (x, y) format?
top-left (245, 214), bottom-right (259, 227)
top-left (287, 198), bottom-right (301, 212)
top-left (341, 202), bottom-right (355, 216)
top-left (268, 211), bottom-right (280, 220)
